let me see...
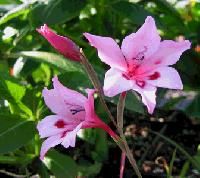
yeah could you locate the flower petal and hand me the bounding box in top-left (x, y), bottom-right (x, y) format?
top-left (61, 123), bottom-right (82, 148)
top-left (121, 16), bottom-right (160, 66)
top-left (40, 134), bottom-right (63, 160)
top-left (150, 40), bottom-right (191, 66)
top-left (146, 67), bottom-right (183, 89)
top-left (84, 89), bottom-right (96, 121)
top-left (43, 76), bottom-right (86, 119)
top-left (139, 88), bottom-right (157, 114)
top-left (37, 115), bottom-right (79, 138)
top-left (37, 24), bottom-right (81, 61)
top-left (37, 115), bottom-right (65, 138)
top-left (52, 76), bottom-right (87, 106)
top-left (131, 83), bottom-right (157, 114)
top-left (103, 68), bottom-right (133, 97)
top-left (84, 33), bottom-right (127, 71)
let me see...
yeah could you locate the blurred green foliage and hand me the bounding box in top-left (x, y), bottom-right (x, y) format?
top-left (0, 0), bottom-right (200, 177)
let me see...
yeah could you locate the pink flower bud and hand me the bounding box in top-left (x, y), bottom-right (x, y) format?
top-left (37, 24), bottom-right (81, 61)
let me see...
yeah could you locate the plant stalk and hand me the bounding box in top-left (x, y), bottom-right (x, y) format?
top-left (80, 50), bottom-right (142, 177)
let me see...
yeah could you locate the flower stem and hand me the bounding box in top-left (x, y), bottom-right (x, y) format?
top-left (80, 49), bottom-right (142, 178)
top-left (80, 49), bottom-right (117, 127)
top-left (117, 92), bottom-right (126, 130)
top-left (117, 93), bottom-right (142, 178)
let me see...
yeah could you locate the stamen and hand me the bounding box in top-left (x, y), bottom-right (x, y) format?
top-left (70, 108), bottom-right (85, 115)
top-left (132, 46), bottom-right (147, 61)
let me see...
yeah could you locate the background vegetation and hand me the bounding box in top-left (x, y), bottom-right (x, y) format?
top-left (0, 0), bottom-right (200, 177)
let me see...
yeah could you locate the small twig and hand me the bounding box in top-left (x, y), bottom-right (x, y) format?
top-left (0, 170), bottom-right (28, 178)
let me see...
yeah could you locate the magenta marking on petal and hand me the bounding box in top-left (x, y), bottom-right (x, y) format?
top-left (154, 60), bottom-right (161, 64)
top-left (61, 131), bottom-right (67, 138)
top-left (148, 72), bottom-right (160, 80)
top-left (122, 73), bottom-right (130, 80)
top-left (136, 80), bottom-right (145, 88)
top-left (55, 120), bottom-right (66, 128)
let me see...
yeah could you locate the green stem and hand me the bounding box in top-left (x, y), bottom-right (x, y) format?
top-left (80, 49), bottom-right (117, 127)
top-left (80, 49), bottom-right (142, 178)
top-left (117, 92), bottom-right (126, 130)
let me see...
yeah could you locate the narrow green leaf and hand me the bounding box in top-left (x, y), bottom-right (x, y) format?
top-left (150, 130), bottom-right (200, 171)
top-left (0, 0), bottom-right (35, 25)
top-left (10, 51), bottom-right (84, 73)
top-left (168, 148), bottom-right (177, 177)
top-left (179, 161), bottom-right (190, 178)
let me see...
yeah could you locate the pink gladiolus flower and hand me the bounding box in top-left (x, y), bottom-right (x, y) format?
top-left (37, 76), bottom-right (118, 160)
top-left (37, 24), bottom-right (81, 61)
top-left (84, 16), bottom-right (191, 114)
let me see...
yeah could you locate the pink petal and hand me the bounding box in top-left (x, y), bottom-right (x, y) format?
top-left (132, 83), bottom-right (157, 114)
top-left (84, 33), bottom-right (127, 71)
top-left (140, 89), bottom-right (157, 114)
top-left (150, 40), bottom-right (191, 66)
top-left (37, 24), bottom-right (81, 61)
top-left (42, 76), bottom-right (86, 119)
top-left (146, 67), bottom-right (183, 89)
top-left (103, 68), bottom-right (133, 97)
top-left (121, 16), bottom-right (160, 66)
top-left (52, 76), bottom-right (87, 106)
top-left (37, 115), bottom-right (66, 138)
top-left (84, 89), bottom-right (96, 121)
top-left (40, 134), bottom-right (63, 160)
top-left (61, 123), bottom-right (82, 148)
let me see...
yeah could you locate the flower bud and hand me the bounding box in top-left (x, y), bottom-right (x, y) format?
top-left (37, 24), bottom-right (81, 61)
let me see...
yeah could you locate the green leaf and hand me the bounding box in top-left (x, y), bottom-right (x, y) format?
top-left (111, 1), bottom-right (151, 25)
top-left (0, 72), bottom-right (25, 102)
top-left (0, 114), bottom-right (36, 154)
top-left (29, 0), bottom-right (86, 26)
top-left (179, 161), bottom-right (190, 178)
top-left (150, 0), bottom-right (183, 23)
top-left (92, 129), bottom-right (108, 162)
top-left (43, 150), bottom-right (79, 178)
top-left (185, 94), bottom-right (200, 118)
top-left (79, 162), bottom-right (102, 177)
top-left (10, 51), bottom-right (84, 73)
top-left (58, 71), bottom-right (91, 92)
top-left (108, 92), bottom-right (144, 114)
top-left (0, 72), bottom-right (32, 116)
top-left (0, 1), bottom-right (34, 26)
top-left (168, 148), bottom-right (177, 177)
top-left (150, 130), bottom-right (200, 171)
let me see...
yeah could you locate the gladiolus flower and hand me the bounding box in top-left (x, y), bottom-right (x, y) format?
top-left (37, 76), bottom-right (118, 160)
top-left (84, 16), bottom-right (191, 114)
top-left (37, 24), bottom-right (81, 61)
